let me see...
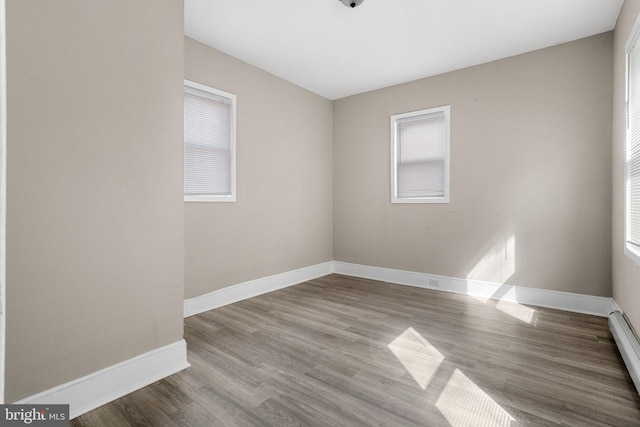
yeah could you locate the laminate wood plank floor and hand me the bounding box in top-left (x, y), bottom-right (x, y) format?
top-left (72, 274), bottom-right (640, 426)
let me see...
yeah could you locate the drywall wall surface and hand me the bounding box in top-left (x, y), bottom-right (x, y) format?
top-left (5, 0), bottom-right (185, 401)
top-left (334, 33), bottom-right (613, 297)
top-left (613, 0), bottom-right (640, 333)
top-left (184, 37), bottom-right (333, 299)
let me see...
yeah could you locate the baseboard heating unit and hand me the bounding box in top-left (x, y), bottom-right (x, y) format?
top-left (610, 311), bottom-right (640, 395)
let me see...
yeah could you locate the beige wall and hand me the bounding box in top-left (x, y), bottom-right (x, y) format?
top-left (613, 0), bottom-right (640, 334)
top-left (334, 33), bottom-right (613, 297)
top-left (184, 38), bottom-right (333, 299)
top-left (5, 0), bottom-right (185, 401)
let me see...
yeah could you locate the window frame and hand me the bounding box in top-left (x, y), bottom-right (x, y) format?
top-left (625, 16), bottom-right (640, 266)
top-left (183, 79), bottom-right (237, 203)
top-left (390, 105), bottom-right (451, 204)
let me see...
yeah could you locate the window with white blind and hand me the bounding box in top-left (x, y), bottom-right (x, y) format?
top-left (626, 22), bottom-right (640, 264)
top-left (391, 106), bottom-right (450, 204)
top-left (184, 80), bottom-right (236, 202)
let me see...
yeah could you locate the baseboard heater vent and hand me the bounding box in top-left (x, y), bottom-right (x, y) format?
top-left (610, 311), bottom-right (640, 395)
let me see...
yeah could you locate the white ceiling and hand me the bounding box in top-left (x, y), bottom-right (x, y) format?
top-left (185, 0), bottom-right (623, 100)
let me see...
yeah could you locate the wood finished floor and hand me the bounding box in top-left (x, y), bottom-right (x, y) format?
top-left (72, 274), bottom-right (640, 426)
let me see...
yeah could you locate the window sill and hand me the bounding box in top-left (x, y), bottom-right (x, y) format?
top-left (391, 196), bottom-right (449, 204)
top-left (625, 243), bottom-right (640, 267)
top-left (185, 195), bottom-right (236, 203)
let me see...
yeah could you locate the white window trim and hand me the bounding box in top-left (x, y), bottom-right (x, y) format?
top-left (625, 15), bottom-right (640, 266)
top-left (390, 105), bottom-right (450, 204)
top-left (184, 79), bottom-right (237, 203)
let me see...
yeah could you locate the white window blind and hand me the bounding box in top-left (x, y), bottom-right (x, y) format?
top-left (184, 80), bottom-right (236, 202)
top-left (391, 106), bottom-right (450, 203)
top-left (629, 41), bottom-right (640, 249)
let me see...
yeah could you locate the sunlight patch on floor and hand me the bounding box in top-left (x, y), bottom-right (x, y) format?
top-left (436, 369), bottom-right (515, 427)
top-left (496, 300), bottom-right (536, 324)
top-left (387, 327), bottom-right (444, 389)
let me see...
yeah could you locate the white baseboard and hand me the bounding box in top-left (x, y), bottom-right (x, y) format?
top-left (332, 261), bottom-right (612, 317)
top-left (609, 311), bottom-right (640, 395)
top-left (184, 260), bottom-right (612, 318)
top-left (183, 262), bottom-right (333, 317)
top-left (611, 298), bottom-right (623, 315)
top-left (15, 339), bottom-right (189, 419)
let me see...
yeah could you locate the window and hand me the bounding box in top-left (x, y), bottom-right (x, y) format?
top-left (627, 21), bottom-right (640, 264)
top-left (184, 80), bottom-right (236, 202)
top-left (391, 105), bottom-right (450, 203)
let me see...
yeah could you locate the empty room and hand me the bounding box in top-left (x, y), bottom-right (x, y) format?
top-left (2, 0), bottom-right (640, 426)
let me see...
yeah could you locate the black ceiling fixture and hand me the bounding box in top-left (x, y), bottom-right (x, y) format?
top-left (339, 0), bottom-right (364, 8)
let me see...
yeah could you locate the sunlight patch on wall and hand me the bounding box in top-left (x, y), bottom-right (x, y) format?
top-left (436, 369), bottom-right (515, 427)
top-left (387, 327), bottom-right (444, 389)
top-left (467, 233), bottom-right (516, 285)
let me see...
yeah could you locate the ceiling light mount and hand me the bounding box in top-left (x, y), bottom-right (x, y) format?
top-left (339, 0), bottom-right (364, 8)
